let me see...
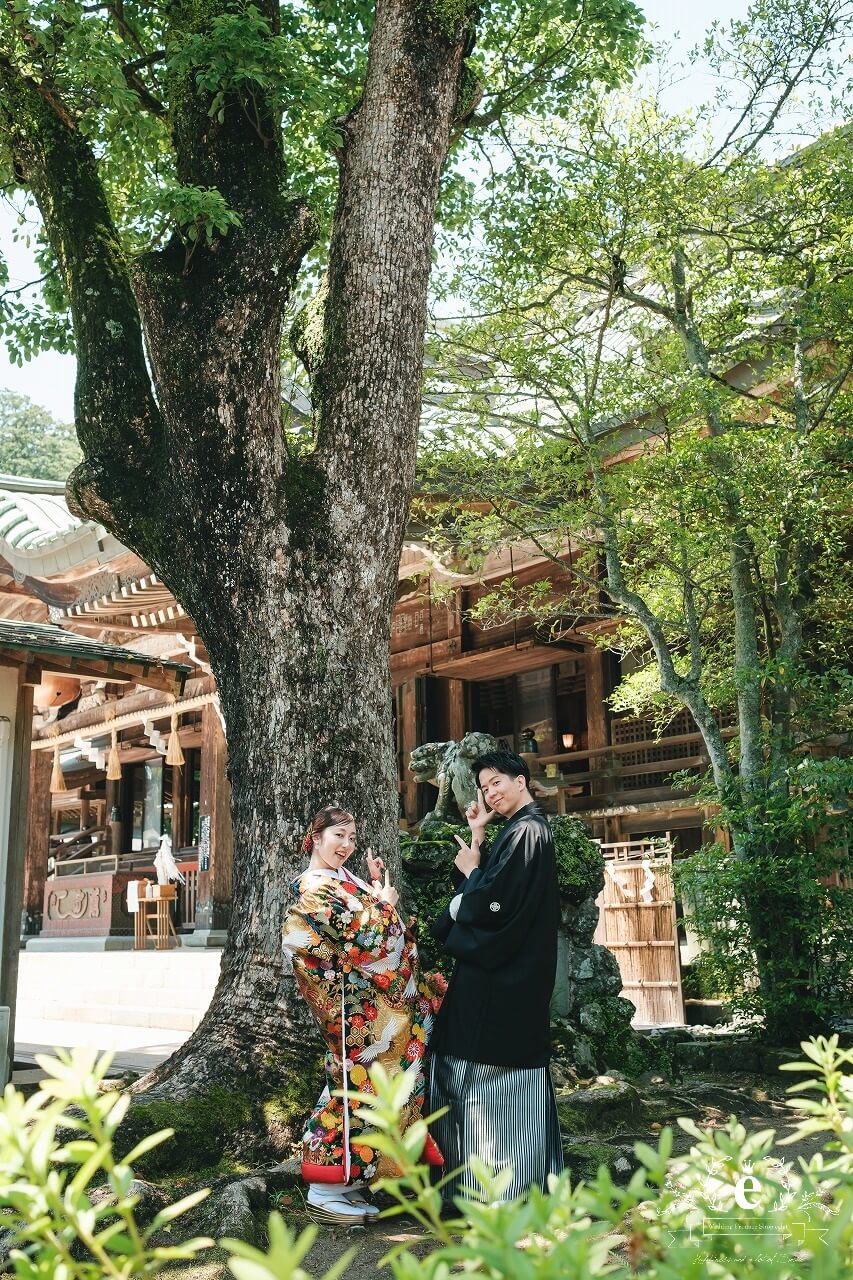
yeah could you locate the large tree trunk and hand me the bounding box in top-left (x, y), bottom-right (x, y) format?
top-left (1, 0), bottom-right (475, 1143)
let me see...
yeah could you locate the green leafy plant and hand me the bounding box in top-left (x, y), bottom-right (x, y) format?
top-left (323, 1036), bottom-right (852, 1278)
top-left (401, 815), bottom-right (603, 970)
top-left (222, 1213), bottom-right (355, 1280)
top-left (400, 821), bottom-right (494, 974)
top-left (676, 761), bottom-right (853, 1035)
top-left (0, 1048), bottom-right (213, 1277)
top-left (5, 1037), bottom-right (853, 1278)
top-left (138, 182), bottom-right (243, 269)
top-left (550, 815), bottom-right (604, 904)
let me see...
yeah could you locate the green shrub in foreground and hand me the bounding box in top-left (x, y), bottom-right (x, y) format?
top-left (0, 1048), bottom-right (213, 1277)
top-left (235, 1037), bottom-right (853, 1278)
top-left (2, 1038), bottom-right (852, 1277)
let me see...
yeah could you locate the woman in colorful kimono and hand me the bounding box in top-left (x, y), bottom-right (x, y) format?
top-left (282, 805), bottom-right (445, 1224)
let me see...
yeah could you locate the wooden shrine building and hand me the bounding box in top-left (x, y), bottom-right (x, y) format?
top-left (2, 473), bottom-right (720, 1022)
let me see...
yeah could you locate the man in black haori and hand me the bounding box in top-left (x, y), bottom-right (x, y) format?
top-left (428, 749), bottom-right (564, 1203)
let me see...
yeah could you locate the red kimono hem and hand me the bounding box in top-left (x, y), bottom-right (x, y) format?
top-left (301, 1161), bottom-right (349, 1184)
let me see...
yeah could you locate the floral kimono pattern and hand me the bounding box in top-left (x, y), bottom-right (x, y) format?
top-left (282, 868), bottom-right (445, 1184)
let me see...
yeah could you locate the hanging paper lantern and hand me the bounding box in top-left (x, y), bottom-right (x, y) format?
top-left (165, 711), bottom-right (185, 767)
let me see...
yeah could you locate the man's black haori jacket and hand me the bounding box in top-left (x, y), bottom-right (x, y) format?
top-left (429, 801), bottom-right (559, 1068)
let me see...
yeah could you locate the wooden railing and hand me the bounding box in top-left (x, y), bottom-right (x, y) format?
top-left (52, 852), bottom-right (117, 878)
top-left (49, 827), bottom-right (107, 862)
top-left (49, 845), bottom-right (201, 930)
top-left (538, 730), bottom-right (727, 813)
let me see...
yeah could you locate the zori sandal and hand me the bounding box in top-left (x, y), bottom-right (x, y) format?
top-left (306, 1184), bottom-right (367, 1224)
top-left (341, 1185), bottom-right (380, 1216)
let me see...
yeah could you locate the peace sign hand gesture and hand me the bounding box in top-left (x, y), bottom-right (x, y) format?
top-left (366, 849), bottom-right (399, 907)
top-left (366, 848), bottom-right (385, 884)
top-left (375, 868), bottom-right (399, 908)
top-left (454, 832), bottom-right (481, 878)
top-left (465, 788), bottom-right (496, 838)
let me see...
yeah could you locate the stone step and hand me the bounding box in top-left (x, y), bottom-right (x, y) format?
top-left (15, 1016), bottom-right (188, 1072)
top-left (19, 982), bottom-right (218, 1011)
top-left (20, 1002), bottom-right (205, 1032)
top-left (16, 949), bottom-right (221, 1034)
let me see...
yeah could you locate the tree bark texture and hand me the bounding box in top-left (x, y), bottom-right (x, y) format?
top-left (0, 0), bottom-right (474, 1124)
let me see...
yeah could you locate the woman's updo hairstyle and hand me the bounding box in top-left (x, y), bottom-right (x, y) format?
top-left (302, 804), bottom-right (355, 854)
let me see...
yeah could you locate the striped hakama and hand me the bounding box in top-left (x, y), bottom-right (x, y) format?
top-left (429, 1052), bottom-right (564, 1203)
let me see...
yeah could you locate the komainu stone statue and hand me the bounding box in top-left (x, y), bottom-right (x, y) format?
top-left (409, 731), bottom-right (499, 826)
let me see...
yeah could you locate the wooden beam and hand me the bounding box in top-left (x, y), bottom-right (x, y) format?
top-left (391, 638), bottom-right (455, 685)
top-left (585, 648), bottom-right (609, 797)
top-left (0, 654), bottom-right (42, 686)
top-left (447, 679), bottom-right (466, 740)
top-left (21, 748), bottom-right (52, 937)
top-left (430, 640), bottom-right (571, 680)
top-left (31, 690), bottom-right (215, 750)
top-left (0, 649), bottom-right (183, 696)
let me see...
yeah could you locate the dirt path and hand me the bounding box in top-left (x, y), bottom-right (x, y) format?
top-left (160, 1209), bottom-right (431, 1280)
top-left (160, 1070), bottom-right (824, 1280)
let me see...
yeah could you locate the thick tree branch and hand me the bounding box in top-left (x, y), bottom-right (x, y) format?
top-left (0, 53), bottom-right (162, 539)
top-left (311, 0), bottom-right (476, 583)
top-left (168, 0), bottom-right (283, 206)
top-left (667, 247), bottom-right (766, 795)
top-left (130, 0), bottom-right (315, 554)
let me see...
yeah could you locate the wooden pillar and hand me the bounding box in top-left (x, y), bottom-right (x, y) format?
top-left (603, 814), bottom-right (623, 843)
top-left (447, 679), bottom-right (466, 741)
top-left (585, 648), bottom-right (610, 798)
top-left (21, 747), bottom-right (51, 937)
top-left (171, 762), bottom-right (186, 850)
top-left (192, 703), bottom-right (232, 939)
top-left (2, 680), bottom-right (34, 1070)
top-left (399, 679), bottom-right (420, 825)
top-left (106, 776), bottom-right (123, 854)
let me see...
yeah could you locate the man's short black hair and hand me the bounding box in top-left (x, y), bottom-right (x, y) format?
top-left (473, 749), bottom-right (531, 786)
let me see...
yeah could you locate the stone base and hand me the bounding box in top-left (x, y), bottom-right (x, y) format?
top-left (25, 935), bottom-right (134, 952)
top-left (184, 928), bottom-right (228, 948)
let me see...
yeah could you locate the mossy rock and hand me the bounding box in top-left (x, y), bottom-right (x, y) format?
top-left (675, 1038), bottom-right (764, 1075)
top-left (563, 1140), bottom-right (638, 1184)
top-left (552, 996), bottom-right (652, 1078)
top-left (117, 1089), bottom-right (255, 1177)
top-left (555, 1097), bottom-right (592, 1138)
top-left (555, 1080), bottom-right (641, 1131)
top-left (551, 817), bottom-right (604, 905)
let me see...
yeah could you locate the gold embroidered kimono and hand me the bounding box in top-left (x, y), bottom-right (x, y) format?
top-left (282, 867), bottom-right (444, 1184)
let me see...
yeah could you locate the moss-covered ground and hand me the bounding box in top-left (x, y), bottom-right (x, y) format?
top-left (151, 1066), bottom-right (826, 1277)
